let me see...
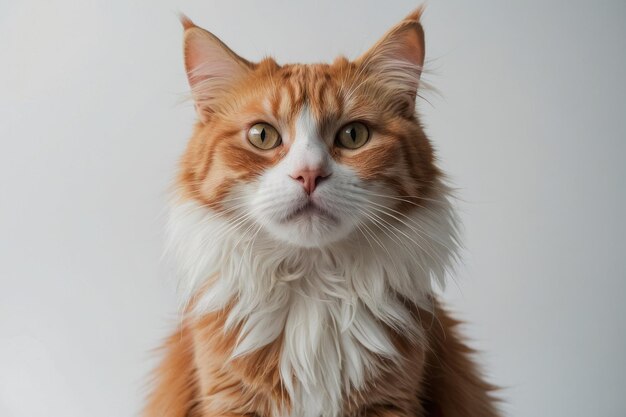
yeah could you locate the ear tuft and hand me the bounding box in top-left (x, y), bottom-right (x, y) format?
top-left (404, 5), bottom-right (425, 22)
top-left (179, 13), bottom-right (196, 30)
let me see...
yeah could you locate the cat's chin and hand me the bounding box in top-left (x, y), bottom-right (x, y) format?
top-left (264, 213), bottom-right (354, 248)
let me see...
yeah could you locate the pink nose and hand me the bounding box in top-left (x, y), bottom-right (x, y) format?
top-left (289, 168), bottom-right (330, 195)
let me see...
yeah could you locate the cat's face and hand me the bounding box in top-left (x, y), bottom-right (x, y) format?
top-left (177, 12), bottom-right (439, 248)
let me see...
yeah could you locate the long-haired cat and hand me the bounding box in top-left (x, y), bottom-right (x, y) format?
top-left (144, 8), bottom-right (500, 417)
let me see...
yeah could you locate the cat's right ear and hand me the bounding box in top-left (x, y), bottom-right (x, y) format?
top-left (181, 15), bottom-right (253, 123)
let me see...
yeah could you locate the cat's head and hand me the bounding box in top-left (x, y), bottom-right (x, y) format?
top-left (176, 9), bottom-right (442, 248)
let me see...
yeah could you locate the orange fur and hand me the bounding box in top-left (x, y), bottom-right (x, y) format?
top-left (144, 302), bottom-right (499, 416)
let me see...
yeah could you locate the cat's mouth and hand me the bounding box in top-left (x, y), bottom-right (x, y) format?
top-left (280, 201), bottom-right (337, 223)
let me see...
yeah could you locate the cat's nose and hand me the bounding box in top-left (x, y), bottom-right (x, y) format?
top-left (289, 168), bottom-right (330, 195)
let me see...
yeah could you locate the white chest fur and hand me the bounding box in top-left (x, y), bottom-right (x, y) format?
top-left (168, 194), bottom-right (458, 417)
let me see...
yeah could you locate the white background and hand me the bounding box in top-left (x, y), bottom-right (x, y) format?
top-left (1, 1), bottom-right (625, 416)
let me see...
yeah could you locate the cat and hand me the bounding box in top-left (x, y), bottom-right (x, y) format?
top-left (144, 7), bottom-right (500, 417)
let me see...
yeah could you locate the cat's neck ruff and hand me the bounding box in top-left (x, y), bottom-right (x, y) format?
top-left (167, 185), bottom-right (459, 417)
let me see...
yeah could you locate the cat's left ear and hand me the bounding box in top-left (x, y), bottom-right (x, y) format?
top-left (356, 8), bottom-right (425, 113)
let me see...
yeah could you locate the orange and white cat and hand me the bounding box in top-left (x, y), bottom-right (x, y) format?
top-left (144, 8), bottom-right (500, 417)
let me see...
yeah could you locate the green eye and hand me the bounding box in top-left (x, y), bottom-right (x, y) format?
top-left (336, 122), bottom-right (369, 149)
top-left (247, 123), bottom-right (281, 150)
